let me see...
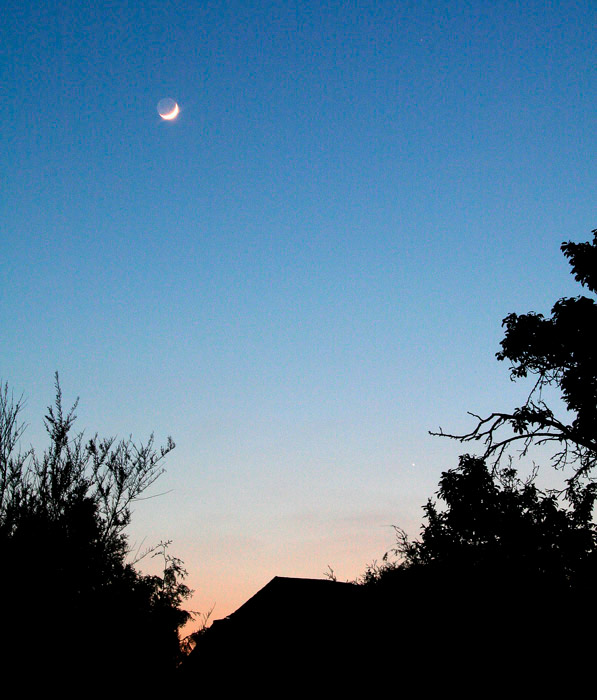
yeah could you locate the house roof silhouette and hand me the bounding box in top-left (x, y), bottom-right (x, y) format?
top-left (181, 576), bottom-right (366, 687)
top-left (213, 575), bottom-right (361, 628)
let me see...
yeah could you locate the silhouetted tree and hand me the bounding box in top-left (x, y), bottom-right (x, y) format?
top-left (0, 376), bottom-right (193, 688)
top-left (360, 456), bottom-right (597, 692)
top-left (433, 230), bottom-right (597, 488)
top-left (371, 455), bottom-right (597, 587)
top-left (362, 231), bottom-right (597, 690)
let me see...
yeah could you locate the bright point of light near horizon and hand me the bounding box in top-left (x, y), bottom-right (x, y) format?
top-left (157, 97), bottom-right (179, 120)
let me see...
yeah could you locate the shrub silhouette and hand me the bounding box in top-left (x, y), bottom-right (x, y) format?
top-left (0, 376), bottom-right (192, 689)
top-left (359, 456), bottom-right (597, 692)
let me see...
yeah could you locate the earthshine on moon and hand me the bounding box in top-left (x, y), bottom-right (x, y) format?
top-left (157, 98), bottom-right (179, 120)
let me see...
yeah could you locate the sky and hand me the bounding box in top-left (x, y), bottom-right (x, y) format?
top-left (1, 0), bottom-right (596, 624)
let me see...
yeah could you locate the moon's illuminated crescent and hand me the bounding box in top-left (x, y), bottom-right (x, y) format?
top-left (161, 102), bottom-right (179, 120)
top-left (157, 98), bottom-right (179, 120)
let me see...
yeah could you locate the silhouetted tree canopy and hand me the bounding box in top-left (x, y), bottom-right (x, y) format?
top-left (0, 376), bottom-right (192, 689)
top-left (362, 231), bottom-right (597, 690)
top-left (433, 229), bottom-right (597, 486)
top-left (360, 455), bottom-right (597, 692)
top-left (369, 455), bottom-right (597, 587)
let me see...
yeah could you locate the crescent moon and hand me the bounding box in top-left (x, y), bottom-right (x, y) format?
top-left (160, 102), bottom-right (179, 120)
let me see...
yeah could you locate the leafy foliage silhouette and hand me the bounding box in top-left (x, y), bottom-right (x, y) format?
top-left (0, 375), bottom-right (193, 687)
top-left (358, 231), bottom-right (597, 689)
top-left (432, 230), bottom-right (597, 488)
top-left (359, 456), bottom-right (597, 692)
top-left (369, 455), bottom-right (597, 587)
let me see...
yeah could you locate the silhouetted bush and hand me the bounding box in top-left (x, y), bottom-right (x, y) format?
top-left (0, 376), bottom-right (192, 689)
top-left (358, 456), bottom-right (597, 691)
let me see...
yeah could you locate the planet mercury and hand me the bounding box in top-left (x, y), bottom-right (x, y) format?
top-left (157, 98), bottom-right (179, 120)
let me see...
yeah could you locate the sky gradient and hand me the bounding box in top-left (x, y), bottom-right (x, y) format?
top-left (2, 0), bottom-right (595, 622)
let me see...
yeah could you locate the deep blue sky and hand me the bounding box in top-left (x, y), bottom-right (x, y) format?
top-left (2, 0), bottom-right (595, 618)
